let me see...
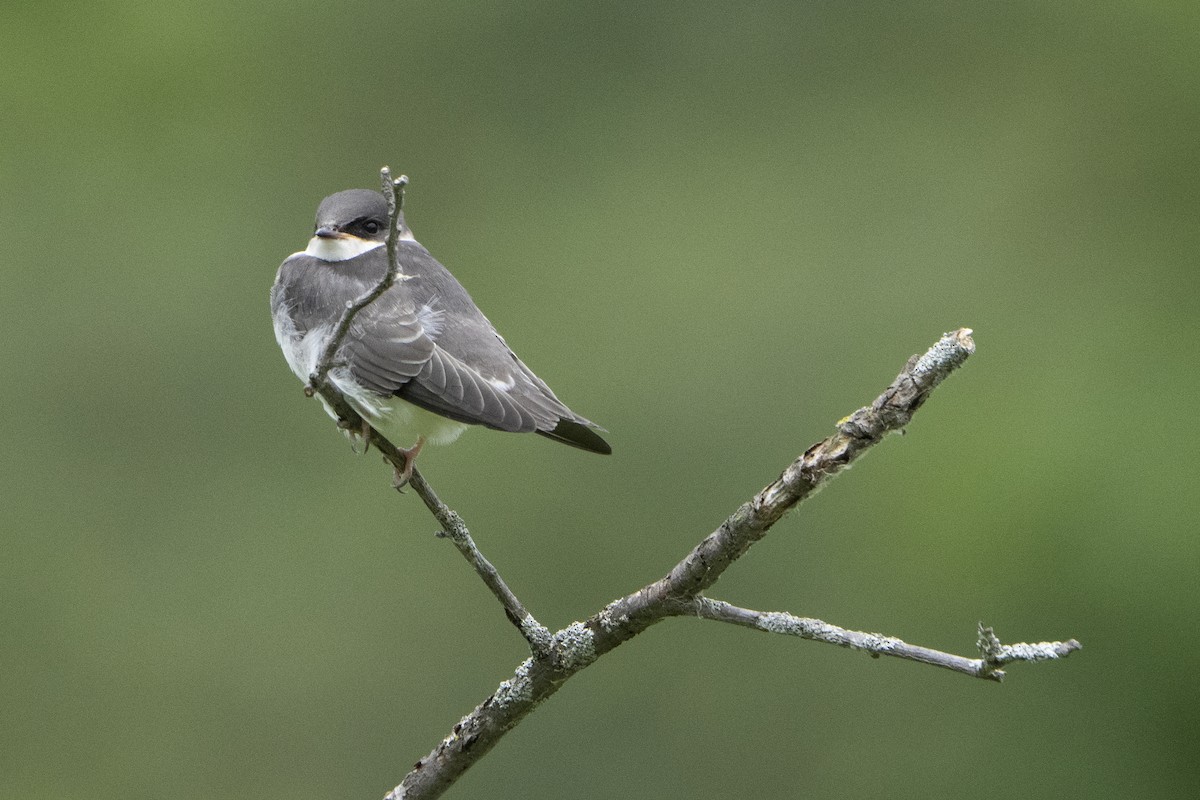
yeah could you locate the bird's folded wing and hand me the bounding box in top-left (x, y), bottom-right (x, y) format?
top-left (342, 306), bottom-right (436, 395)
top-left (399, 346), bottom-right (569, 434)
top-left (343, 305), bottom-right (563, 433)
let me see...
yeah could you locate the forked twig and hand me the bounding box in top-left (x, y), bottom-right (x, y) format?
top-left (283, 167), bottom-right (1081, 800)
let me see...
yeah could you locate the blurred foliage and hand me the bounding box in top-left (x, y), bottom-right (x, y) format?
top-left (2, 1), bottom-right (1198, 798)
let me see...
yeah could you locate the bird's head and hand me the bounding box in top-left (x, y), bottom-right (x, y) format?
top-left (305, 189), bottom-right (405, 262)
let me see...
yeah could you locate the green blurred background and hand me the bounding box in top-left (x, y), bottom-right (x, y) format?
top-left (3, 1), bottom-right (1197, 797)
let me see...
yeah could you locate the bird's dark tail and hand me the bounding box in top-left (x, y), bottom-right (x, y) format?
top-left (538, 418), bottom-right (612, 455)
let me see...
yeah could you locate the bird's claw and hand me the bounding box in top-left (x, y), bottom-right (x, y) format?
top-left (360, 418), bottom-right (372, 454)
top-left (391, 436), bottom-right (426, 492)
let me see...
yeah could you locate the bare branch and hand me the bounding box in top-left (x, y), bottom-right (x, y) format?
top-left (977, 623), bottom-right (1082, 676)
top-left (312, 393), bottom-right (554, 658)
top-left (288, 167), bottom-right (1076, 800)
top-left (664, 598), bottom-right (1080, 682)
top-left (598, 327), bottom-right (977, 628)
top-left (409, 470), bottom-right (553, 656)
top-left (382, 327), bottom-right (1053, 800)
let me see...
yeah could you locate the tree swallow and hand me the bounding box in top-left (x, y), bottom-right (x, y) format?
top-left (271, 188), bottom-right (610, 482)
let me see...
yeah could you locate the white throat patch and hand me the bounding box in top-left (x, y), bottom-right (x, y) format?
top-left (303, 229), bottom-right (418, 262)
top-left (304, 236), bottom-right (385, 262)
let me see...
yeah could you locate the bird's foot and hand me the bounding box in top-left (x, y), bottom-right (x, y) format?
top-left (337, 417), bottom-right (374, 455)
top-left (391, 435), bottom-right (427, 491)
top-left (359, 417), bottom-right (372, 454)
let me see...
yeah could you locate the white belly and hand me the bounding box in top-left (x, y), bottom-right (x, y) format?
top-left (336, 383), bottom-right (469, 447)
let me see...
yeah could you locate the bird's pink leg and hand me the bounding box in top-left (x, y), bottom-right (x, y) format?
top-left (392, 435), bottom-right (427, 490)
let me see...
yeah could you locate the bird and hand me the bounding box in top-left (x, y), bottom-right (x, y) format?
top-left (271, 187), bottom-right (611, 484)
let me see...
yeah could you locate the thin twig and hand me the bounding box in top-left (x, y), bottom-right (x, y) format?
top-left (312, 364), bottom-right (551, 658)
top-left (663, 597), bottom-right (1081, 682)
top-left (977, 623), bottom-right (1082, 675)
top-left (298, 168), bottom-right (551, 655)
top-left (407, 469), bottom-right (553, 656)
top-left (307, 168), bottom-right (408, 392)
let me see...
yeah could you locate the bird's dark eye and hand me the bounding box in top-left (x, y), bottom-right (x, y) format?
top-left (362, 220), bottom-right (381, 235)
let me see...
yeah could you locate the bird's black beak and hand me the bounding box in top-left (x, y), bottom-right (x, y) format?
top-left (315, 226), bottom-right (349, 239)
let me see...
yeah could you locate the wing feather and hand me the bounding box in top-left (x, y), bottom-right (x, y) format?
top-left (342, 301), bottom-right (435, 394)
